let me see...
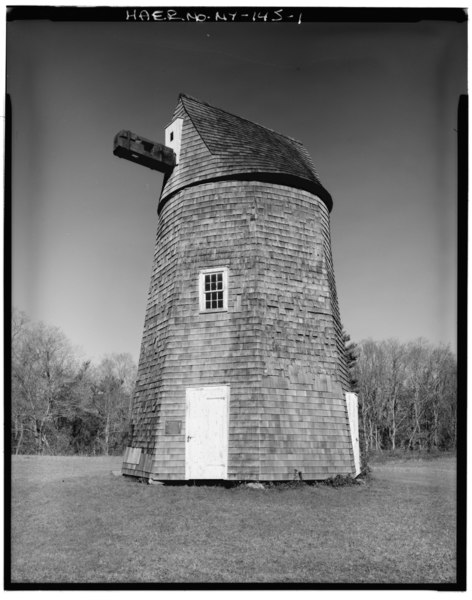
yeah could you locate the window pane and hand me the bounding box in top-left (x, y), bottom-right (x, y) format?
top-left (202, 270), bottom-right (226, 310)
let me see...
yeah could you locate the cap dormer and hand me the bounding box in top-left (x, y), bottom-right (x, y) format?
top-left (165, 118), bottom-right (184, 165)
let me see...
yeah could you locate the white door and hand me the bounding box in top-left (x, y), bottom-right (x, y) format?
top-left (185, 386), bottom-right (229, 479)
top-left (345, 392), bottom-right (361, 477)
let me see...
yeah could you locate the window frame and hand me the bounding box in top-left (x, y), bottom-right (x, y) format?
top-left (199, 267), bottom-right (229, 313)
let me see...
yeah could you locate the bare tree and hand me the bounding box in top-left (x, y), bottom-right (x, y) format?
top-left (354, 338), bottom-right (456, 453)
top-left (11, 310), bottom-right (138, 455)
top-left (425, 345), bottom-right (457, 449)
top-left (12, 312), bottom-right (79, 454)
top-left (91, 354), bottom-right (137, 455)
top-left (11, 309), bottom-right (30, 453)
top-left (356, 339), bottom-right (387, 452)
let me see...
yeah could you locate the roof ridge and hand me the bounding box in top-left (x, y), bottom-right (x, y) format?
top-left (178, 92), bottom-right (304, 146)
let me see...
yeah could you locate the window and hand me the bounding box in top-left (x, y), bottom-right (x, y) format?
top-left (165, 118), bottom-right (183, 164)
top-left (199, 268), bottom-right (228, 312)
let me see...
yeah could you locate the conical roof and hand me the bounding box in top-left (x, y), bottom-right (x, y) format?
top-left (159, 94), bottom-right (332, 212)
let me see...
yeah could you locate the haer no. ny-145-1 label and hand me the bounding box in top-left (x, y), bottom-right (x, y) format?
top-left (125, 8), bottom-right (303, 24)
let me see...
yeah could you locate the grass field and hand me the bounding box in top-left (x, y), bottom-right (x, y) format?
top-left (9, 455), bottom-right (457, 585)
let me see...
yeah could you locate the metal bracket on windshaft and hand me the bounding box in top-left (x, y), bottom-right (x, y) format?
top-left (113, 130), bottom-right (176, 175)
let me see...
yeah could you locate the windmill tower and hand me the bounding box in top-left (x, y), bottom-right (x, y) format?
top-left (116, 94), bottom-right (360, 482)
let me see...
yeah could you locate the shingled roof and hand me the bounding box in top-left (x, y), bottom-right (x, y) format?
top-left (160, 94), bottom-right (333, 212)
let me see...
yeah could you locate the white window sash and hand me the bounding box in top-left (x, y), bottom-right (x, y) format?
top-left (199, 267), bottom-right (228, 312)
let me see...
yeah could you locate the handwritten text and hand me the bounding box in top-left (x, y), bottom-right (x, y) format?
top-left (125, 9), bottom-right (303, 24)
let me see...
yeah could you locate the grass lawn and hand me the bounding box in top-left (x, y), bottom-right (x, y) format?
top-left (9, 455), bottom-right (456, 585)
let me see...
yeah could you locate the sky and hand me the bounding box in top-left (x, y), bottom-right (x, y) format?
top-left (7, 10), bottom-right (466, 363)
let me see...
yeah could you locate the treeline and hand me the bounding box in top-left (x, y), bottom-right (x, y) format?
top-left (351, 338), bottom-right (457, 453)
top-left (11, 310), bottom-right (456, 456)
top-left (11, 309), bottom-right (137, 455)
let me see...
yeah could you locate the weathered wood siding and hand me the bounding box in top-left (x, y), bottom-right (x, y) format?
top-left (123, 180), bottom-right (354, 480)
top-left (252, 184), bottom-right (353, 478)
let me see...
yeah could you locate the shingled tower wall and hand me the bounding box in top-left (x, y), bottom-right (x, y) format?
top-left (122, 95), bottom-right (357, 481)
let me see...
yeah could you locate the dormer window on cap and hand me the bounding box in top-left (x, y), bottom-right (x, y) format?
top-left (165, 118), bottom-right (184, 164)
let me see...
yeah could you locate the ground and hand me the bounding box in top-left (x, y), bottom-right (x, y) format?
top-left (9, 454), bottom-right (457, 585)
